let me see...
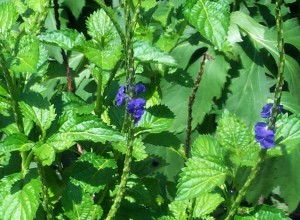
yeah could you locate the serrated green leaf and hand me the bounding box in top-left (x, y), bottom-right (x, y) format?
top-left (86, 9), bottom-right (119, 44)
top-left (0, 133), bottom-right (33, 153)
top-left (38, 29), bottom-right (86, 50)
top-left (83, 40), bottom-right (122, 71)
top-left (33, 142), bottom-right (55, 166)
top-left (267, 114), bottom-right (300, 157)
top-left (193, 193), bottom-right (224, 217)
top-left (70, 152), bottom-right (117, 194)
top-left (112, 137), bottom-right (147, 161)
top-left (136, 105), bottom-right (174, 135)
top-left (225, 42), bottom-right (272, 127)
top-left (168, 200), bottom-right (189, 220)
top-left (0, 3), bottom-right (18, 35)
top-left (9, 36), bottom-right (40, 73)
top-left (19, 99), bottom-right (56, 133)
top-left (217, 111), bottom-right (260, 167)
top-left (183, 0), bottom-right (230, 50)
top-left (61, 92), bottom-right (94, 114)
top-left (134, 41), bottom-right (177, 66)
top-left (58, 111), bottom-right (124, 143)
top-left (192, 135), bottom-right (226, 160)
top-left (176, 157), bottom-right (230, 200)
top-left (0, 170), bottom-right (41, 220)
top-left (26, 0), bottom-right (45, 12)
top-left (63, 0), bottom-right (85, 19)
top-left (62, 183), bottom-right (103, 220)
top-left (236, 205), bottom-right (291, 220)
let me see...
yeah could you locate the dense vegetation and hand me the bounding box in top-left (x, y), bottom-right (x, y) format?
top-left (0, 0), bottom-right (300, 219)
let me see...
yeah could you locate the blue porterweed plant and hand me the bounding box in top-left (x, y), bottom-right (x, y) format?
top-left (0, 0), bottom-right (300, 219)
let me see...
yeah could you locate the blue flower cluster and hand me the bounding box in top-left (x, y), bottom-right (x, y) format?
top-left (254, 103), bottom-right (283, 149)
top-left (115, 83), bottom-right (146, 125)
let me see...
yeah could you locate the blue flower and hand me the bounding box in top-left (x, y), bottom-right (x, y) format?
top-left (255, 122), bottom-right (275, 149)
top-left (116, 86), bottom-right (129, 106)
top-left (261, 103), bottom-right (283, 118)
top-left (127, 98), bottom-right (146, 125)
top-left (134, 83), bottom-right (146, 94)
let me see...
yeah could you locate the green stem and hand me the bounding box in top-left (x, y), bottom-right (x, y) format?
top-left (105, 0), bottom-right (141, 219)
top-left (94, 72), bottom-right (103, 116)
top-left (225, 1), bottom-right (285, 219)
top-left (37, 161), bottom-right (53, 220)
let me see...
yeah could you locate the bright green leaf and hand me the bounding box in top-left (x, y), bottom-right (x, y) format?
top-left (38, 29), bottom-right (86, 50)
top-left (26, 0), bottom-right (45, 12)
top-left (183, 0), bottom-right (230, 50)
top-left (0, 2), bottom-right (18, 35)
top-left (176, 157), bottom-right (230, 200)
top-left (134, 41), bottom-right (177, 66)
top-left (58, 111), bottom-right (125, 143)
top-left (0, 170), bottom-right (41, 220)
top-left (33, 142), bottom-right (56, 166)
top-left (0, 133), bottom-right (33, 153)
top-left (193, 193), bottom-right (224, 217)
top-left (112, 137), bottom-right (147, 161)
top-left (217, 111), bottom-right (260, 167)
top-left (168, 200), bottom-right (189, 220)
top-left (136, 105), bottom-right (174, 135)
top-left (9, 36), bottom-right (39, 73)
top-left (236, 205), bottom-right (291, 220)
top-left (152, 1), bottom-right (174, 26)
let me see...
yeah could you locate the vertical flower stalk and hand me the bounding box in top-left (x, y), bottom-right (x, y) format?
top-left (225, 0), bottom-right (285, 219)
top-left (105, 1), bottom-right (142, 219)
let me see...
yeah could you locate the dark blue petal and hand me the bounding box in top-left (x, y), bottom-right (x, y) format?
top-left (134, 83), bottom-right (146, 94)
top-left (254, 122), bottom-right (275, 149)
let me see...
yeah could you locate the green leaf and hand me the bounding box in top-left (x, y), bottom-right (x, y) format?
top-left (267, 114), bottom-right (300, 157)
top-left (152, 1), bottom-right (174, 26)
top-left (284, 18), bottom-right (300, 51)
top-left (176, 156), bottom-right (230, 200)
top-left (0, 133), bottom-right (33, 153)
top-left (193, 193), bottom-right (224, 217)
top-left (33, 142), bottom-right (56, 166)
top-left (113, 137), bottom-right (147, 161)
top-left (0, 2), bottom-right (18, 35)
top-left (38, 29), bottom-right (86, 50)
top-left (235, 205), bottom-right (291, 220)
top-left (26, 0), bottom-right (45, 12)
top-left (136, 105), bottom-right (174, 135)
top-left (86, 9), bottom-right (119, 44)
top-left (58, 111), bottom-right (125, 143)
top-left (168, 200), bottom-right (189, 220)
top-left (19, 98), bottom-right (56, 133)
top-left (134, 41), bottom-right (177, 66)
top-left (83, 40), bottom-right (121, 71)
top-left (183, 0), bottom-right (230, 50)
top-left (70, 152), bottom-right (117, 194)
top-left (192, 135), bottom-right (226, 160)
top-left (61, 92), bottom-right (94, 114)
top-left (225, 42), bottom-right (272, 127)
top-left (62, 183), bottom-right (103, 220)
top-left (281, 92), bottom-right (300, 115)
top-left (63, 0), bottom-right (85, 19)
top-left (231, 11), bottom-right (300, 104)
top-left (217, 111), bottom-right (260, 167)
top-left (9, 36), bottom-right (40, 73)
top-left (0, 170), bottom-right (41, 220)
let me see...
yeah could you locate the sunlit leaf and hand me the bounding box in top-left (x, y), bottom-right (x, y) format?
top-left (33, 142), bottom-right (56, 166)
top-left (183, 0), bottom-right (230, 50)
top-left (38, 29), bottom-right (86, 50)
top-left (113, 137), bottom-right (147, 161)
top-left (193, 193), bottom-right (224, 217)
top-left (235, 205), bottom-right (291, 219)
top-left (176, 156), bottom-right (230, 200)
top-left (0, 133), bottom-right (33, 153)
top-left (217, 110), bottom-right (260, 167)
top-left (0, 2), bottom-right (18, 35)
top-left (63, 0), bottom-right (85, 19)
